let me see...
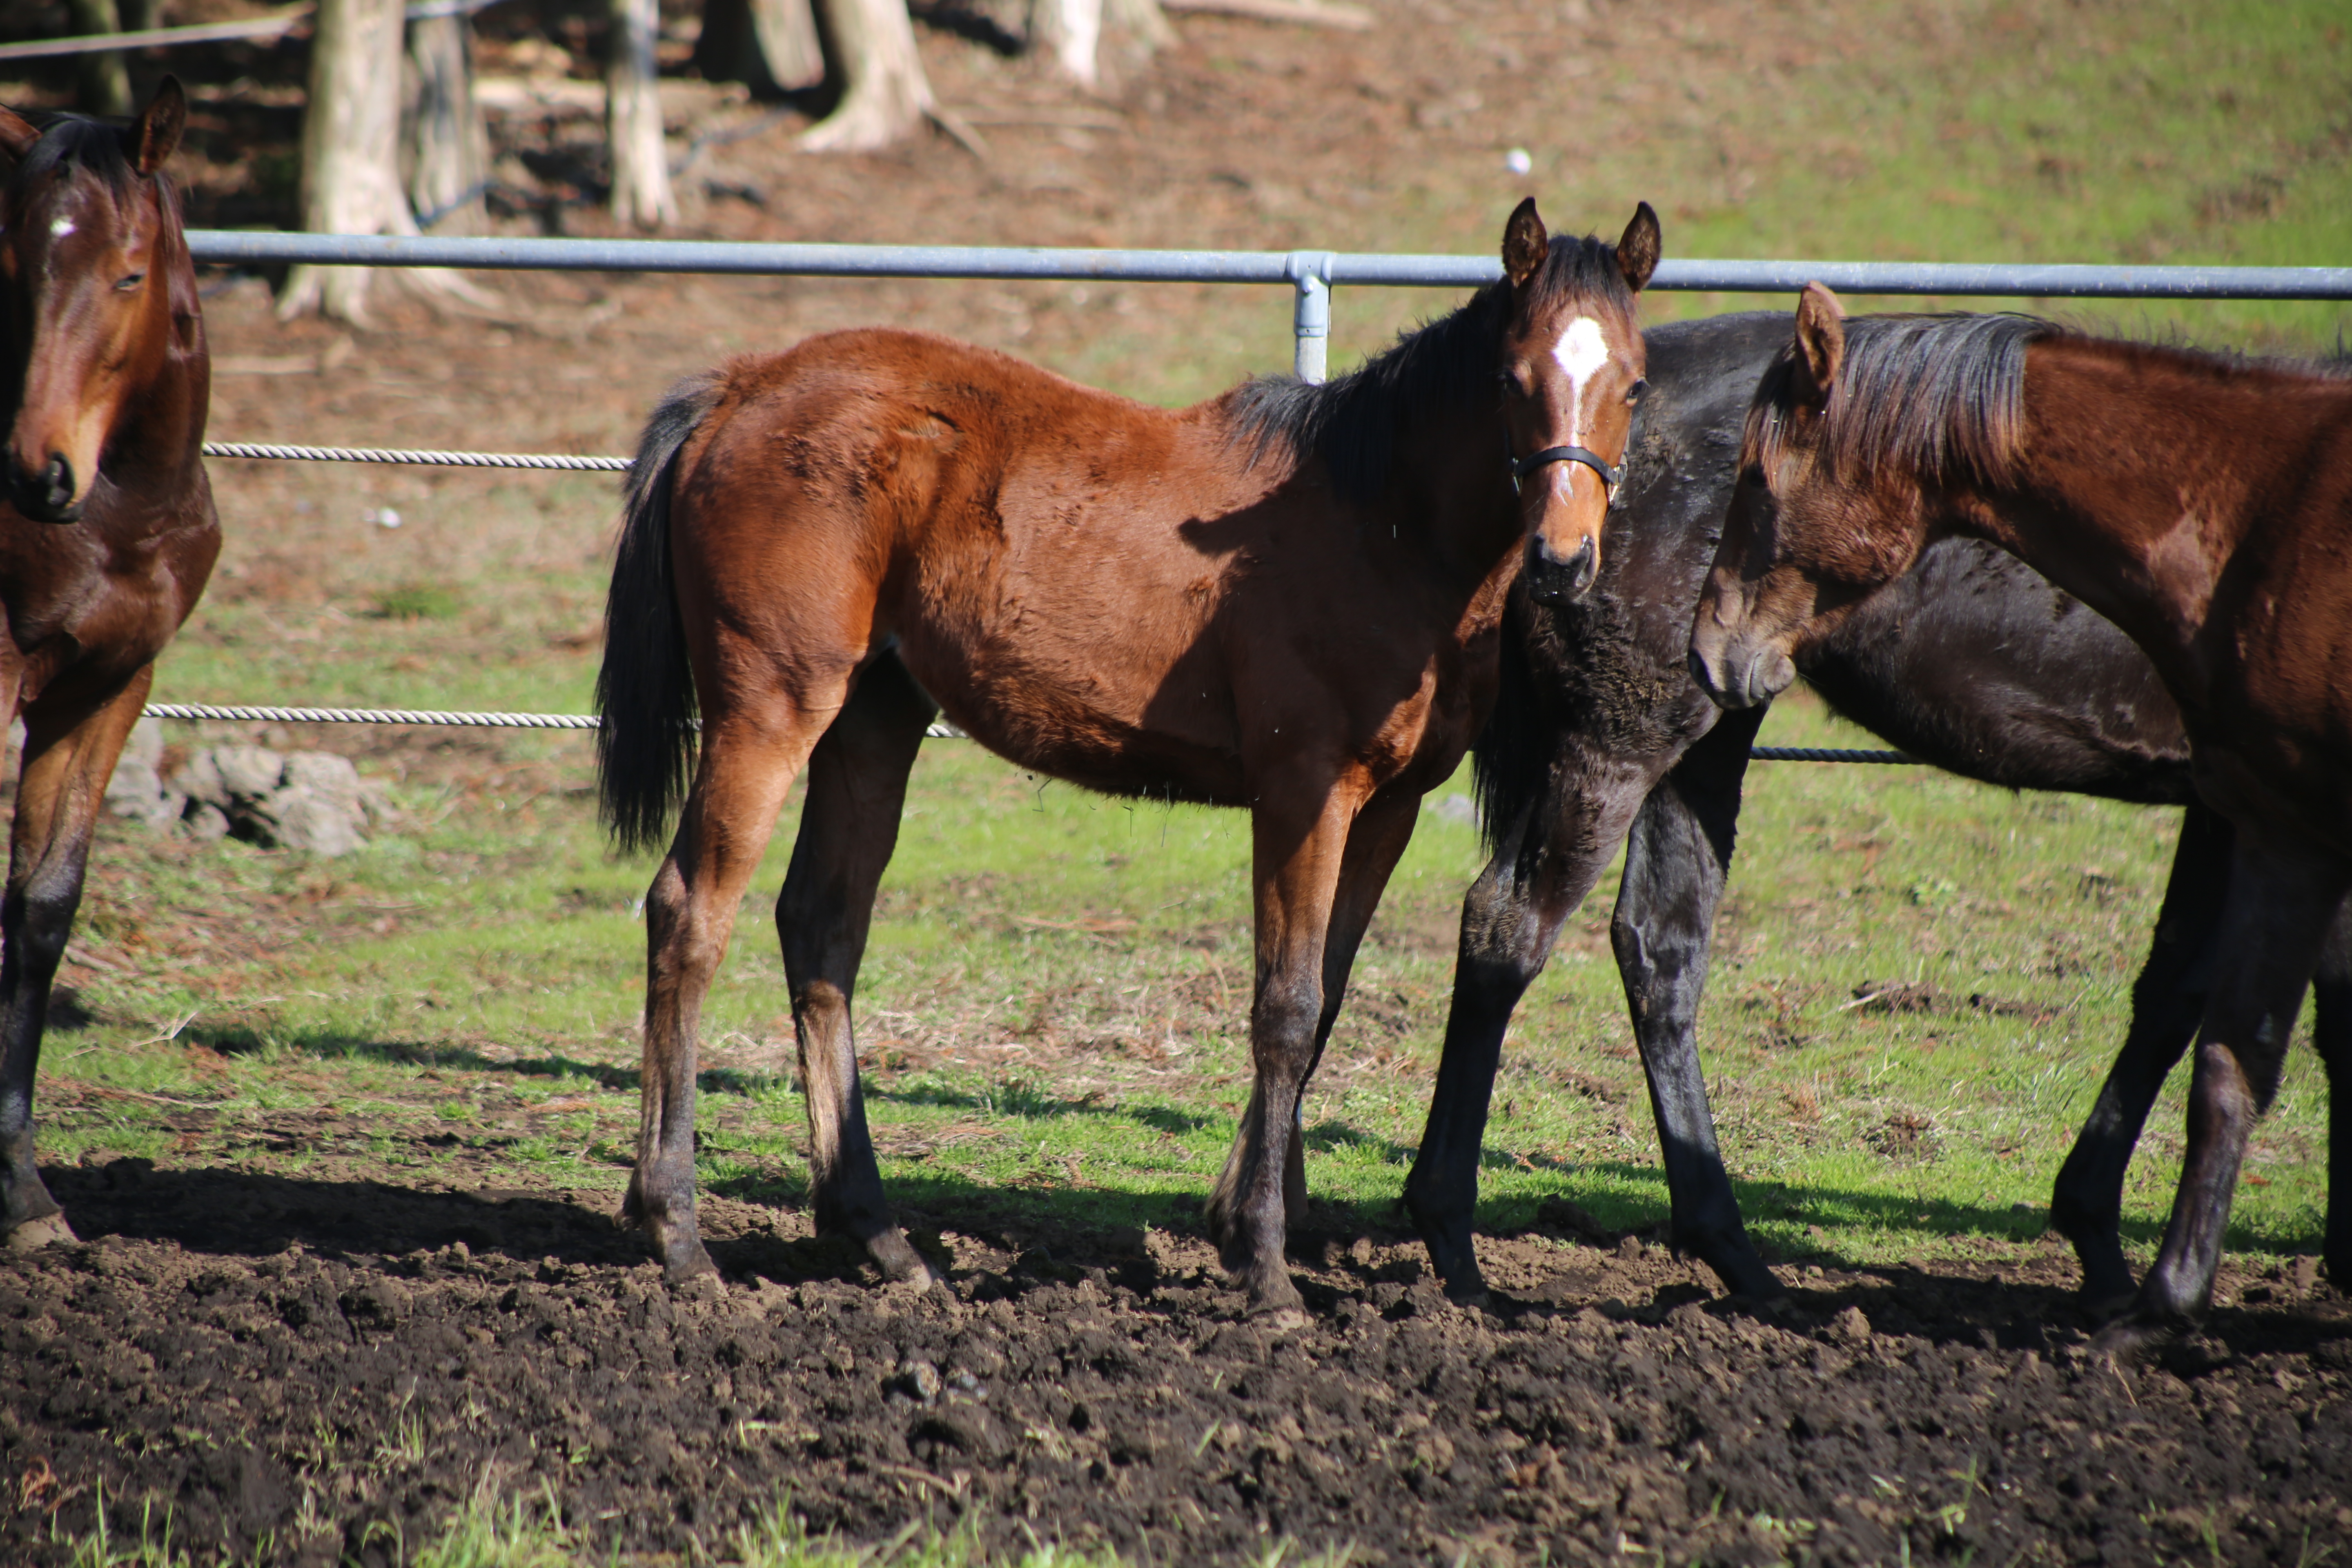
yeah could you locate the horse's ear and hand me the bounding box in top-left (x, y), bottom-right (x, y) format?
top-left (1616, 202), bottom-right (1660, 294)
top-left (1502, 198), bottom-right (1548, 290)
top-left (1790, 282), bottom-right (1847, 408)
top-left (131, 76), bottom-right (186, 175)
top-left (0, 105), bottom-right (38, 163)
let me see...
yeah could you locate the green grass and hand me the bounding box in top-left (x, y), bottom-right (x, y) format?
top-left (51, 678), bottom-right (2328, 1274)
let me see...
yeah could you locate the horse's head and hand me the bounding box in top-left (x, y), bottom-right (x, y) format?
top-left (1691, 285), bottom-right (2034, 709)
top-left (1497, 198), bottom-right (1656, 603)
top-left (0, 77), bottom-right (188, 526)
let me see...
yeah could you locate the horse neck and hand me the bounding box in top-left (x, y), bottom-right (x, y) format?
top-left (1387, 403), bottom-right (1523, 586)
top-left (1959, 339), bottom-right (2351, 671)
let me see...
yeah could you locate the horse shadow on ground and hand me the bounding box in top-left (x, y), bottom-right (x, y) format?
top-left (169, 1025), bottom-right (2326, 1303)
top-left (37, 1156), bottom-right (2345, 1361)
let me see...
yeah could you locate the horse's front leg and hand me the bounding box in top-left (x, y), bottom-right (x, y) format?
top-left (775, 654), bottom-right (939, 1285)
top-left (1206, 781), bottom-right (1361, 1316)
top-left (1608, 705), bottom-right (1779, 1299)
top-left (1, 671), bottom-right (148, 1250)
top-left (2097, 834), bottom-right (2348, 1352)
top-left (628, 697), bottom-right (829, 1286)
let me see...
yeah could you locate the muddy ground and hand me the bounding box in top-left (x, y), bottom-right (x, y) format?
top-left (4, 1155), bottom-right (2348, 1564)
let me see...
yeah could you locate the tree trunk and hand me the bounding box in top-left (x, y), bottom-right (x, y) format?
top-left (406, 15), bottom-right (490, 234)
top-left (64, 0), bottom-right (130, 118)
top-left (694, 0), bottom-right (826, 94)
top-left (798, 0), bottom-right (935, 153)
top-left (279, 0), bottom-right (412, 323)
top-left (1029, 0), bottom-right (1103, 90)
top-left (606, 0), bottom-right (677, 229)
top-left (280, 0), bottom-right (495, 323)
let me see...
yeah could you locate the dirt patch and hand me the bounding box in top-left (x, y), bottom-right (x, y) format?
top-left (4, 1158), bottom-right (2347, 1565)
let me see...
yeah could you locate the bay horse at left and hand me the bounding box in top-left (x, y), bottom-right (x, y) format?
top-left (0, 80), bottom-right (219, 1252)
top-left (598, 200), bottom-right (1660, 1314)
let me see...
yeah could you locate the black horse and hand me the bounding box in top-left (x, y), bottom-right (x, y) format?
top-left (1401, 311), bottom-right (2348, 1311)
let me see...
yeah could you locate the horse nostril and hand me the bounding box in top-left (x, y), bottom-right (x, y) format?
top-left (1564, 536), bottom-right (1597, 595)
top-left (42, 454), bottom-right (70, 506)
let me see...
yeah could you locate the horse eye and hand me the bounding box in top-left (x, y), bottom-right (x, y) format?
top-left (1626, 378), bottom-right (1650, 405)
top-left (114, 273), bottom-right (145, 292)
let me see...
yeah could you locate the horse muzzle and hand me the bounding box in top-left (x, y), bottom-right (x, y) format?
top-left (7, 452), bottom-right (82, 525)
top-left (1685, 633), bottom-right (1793, 710)
top-left (1524, 533), bottom-right (1598, 604)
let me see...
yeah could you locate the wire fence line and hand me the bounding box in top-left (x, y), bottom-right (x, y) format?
top-left (139, 703), bottom-right (1912, 765)
top-left (202, 442), bottom-right (632, 471)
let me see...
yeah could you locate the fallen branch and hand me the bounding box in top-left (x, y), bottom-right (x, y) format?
top-left (1160, 0), bottom-right (1370, 29)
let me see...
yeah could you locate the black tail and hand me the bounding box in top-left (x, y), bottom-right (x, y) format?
top-left (596, 373), bottom-right (720, 855)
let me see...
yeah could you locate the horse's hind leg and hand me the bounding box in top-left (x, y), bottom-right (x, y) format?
top-left (2049, 804), bottom-right (2230, 1314)
top-left (628, 690), bottom-right (837, 1286)
top-left (2310, 899), bottom-right (2352, 1289)
top-left (775, 653), bottom-right (938, 1285)
top-left (2099, 836), bottom-right (2347, 1350)
top-left (0, 673), bottom-right (149, 1249)
top-left (1278, 786), bottom-right (1423, 1236)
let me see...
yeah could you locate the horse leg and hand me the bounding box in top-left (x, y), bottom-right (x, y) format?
top-left (2310, 899), bottom-right (2352, 1289)
top-left (774, 653), bottom-right (938, 1285)
top-left (626, 690), bottom-right (837, 1286)
top-left (1205, 782), bottom-right (1360, 1315)
top-left (2097, 837), bottom-right (2348, 1350)
top-left (0, 673), bottom-right (149, 1249)
top-left (1609, 706), bottom-right (1780, 1299)
top-left (2049, 803), bottom-right (2231, 1314)
top-left (1403, 757), bottom-right (1671, 1298)
top-left (1282, 786), bottom-right (1423, 1234)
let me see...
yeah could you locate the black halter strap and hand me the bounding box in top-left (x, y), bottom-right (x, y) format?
top-left (1509, 442), bottom-right (1623, 496)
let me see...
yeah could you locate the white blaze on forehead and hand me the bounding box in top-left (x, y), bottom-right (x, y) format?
top-left (1549, 315), bottom-right (1615, 477)
top-left (48, 216), bottom-right (74, 239)
top-left (1552, 315), bottom-right (1610, 383)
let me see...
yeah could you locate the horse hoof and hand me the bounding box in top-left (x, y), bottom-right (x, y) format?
top-left (2088, 1312), bottom-right (2177, 1361)
top-left (660, 1238), bottom-right (719, 1287)
top-left (1442, 1276), bottom-right (1492, 1307)
top-left (867, 1227), bottom-right (944, 1288)
top-left (676, 1272), bottom-right (724, 1303)
top-left (1243, 1273), bottom-right (1307, 1321)
top-left (4, 1214), bottom-right (75, 1251)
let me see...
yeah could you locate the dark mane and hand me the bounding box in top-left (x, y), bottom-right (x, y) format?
top-left (1226, 232), bottom-right (1637, 502)
top-left (13, 113), bottom-right (141, 196)
top-left (1746, 312), bottom-right (2051, 489)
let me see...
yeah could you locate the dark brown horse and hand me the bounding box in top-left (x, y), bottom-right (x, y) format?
top-left (1402, 310), bottom-right (2346, 1317)
top-left (0, 80), bottom-right (220, 1251)
top-left (597, 200), bottom-right (1659, 1313)
top-left (1690, 286), bottom-right (2352, 1346)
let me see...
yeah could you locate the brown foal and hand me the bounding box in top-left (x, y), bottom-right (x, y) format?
top-left (597, 200), bottom-right (1659, 1312)
top-left (0, 81), bottom-right (220, 1250)
top-left (1689, 284), bottom-right (2352, 1346)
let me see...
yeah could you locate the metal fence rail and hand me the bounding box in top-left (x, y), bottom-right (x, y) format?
top-left (186, 230), bottom-right (2352, 384)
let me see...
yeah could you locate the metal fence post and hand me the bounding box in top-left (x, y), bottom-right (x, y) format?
top-left (1287, 251), bottom-right (1336, 383)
